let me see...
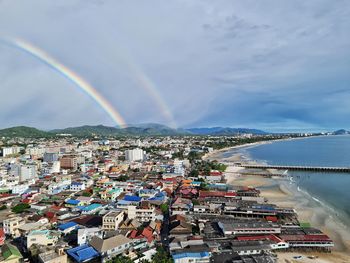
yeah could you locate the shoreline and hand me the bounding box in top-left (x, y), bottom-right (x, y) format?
top-left (203, 135), bottom-right (323, 161)
top-left (215, 142), bottom-right (350, 262)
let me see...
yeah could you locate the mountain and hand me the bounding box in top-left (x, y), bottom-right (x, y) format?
top-left (333, 129), bottom-right (350, 135)
top-left (186, 127), bottom-right (267, 135)
top-left (51, 124), bottom-right (189, 136)
top-left (0, 124), bottom-right (267, 138)
top-left (0, 126), bottom-right (51, 138)
top-left (51, 125), bottom-right (120, 137)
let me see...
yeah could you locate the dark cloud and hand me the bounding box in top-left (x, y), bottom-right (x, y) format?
top-left (0, 0), bottom-right (349, 131)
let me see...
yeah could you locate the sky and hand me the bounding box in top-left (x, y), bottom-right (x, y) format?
top-left (0, 0), bottom-right (349, 132)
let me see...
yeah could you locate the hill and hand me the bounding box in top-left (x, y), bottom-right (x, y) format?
top-left (0, 126), bottom-right (51, 138)
top-left (333, 129), bottom-right (350, 135)
top-left (186, 127), bottom-right (267, 135)
top-left (0, 124), bottom-right (267, 138)
top-left (51, 124), bottom-right (189, 137)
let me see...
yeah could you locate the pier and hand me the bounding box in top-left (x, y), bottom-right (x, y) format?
top-left (239, 164), bottom-right (350, 173)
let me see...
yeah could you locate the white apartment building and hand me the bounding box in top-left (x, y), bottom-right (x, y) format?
top-left (2, 146), bottom-right (21, 157)
top-left (77, 227), bottom-right (103, 245)
top-left (3, 216), bottom-right (25, 237)
top-left (20, 165), bottom-right (37, 182)
top-left (125, 148), bottom-right (146, 162)
top-left (127, 206), bottom-right (156, 222)
top-left (102, 210), bottom-right (125, 231)
top-left (173, 159), bottom-right (185, 176)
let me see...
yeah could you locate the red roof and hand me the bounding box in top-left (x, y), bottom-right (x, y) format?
top-left (279, 234), bottom-right (332, 242)
top-left (199, 191), bottom-right (226, 198)
top-left (210, 171), bottom-right (222, 176)
top-left (225, 192), bottom-right (237, 197)
top-left (266, 216), bottom-right (278, 222)
top-left (237, 234), bottom-right (283, 243)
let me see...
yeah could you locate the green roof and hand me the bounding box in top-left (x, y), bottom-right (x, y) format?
top-left (2, 244), bottom-right (22, 259)
top-left (300, 222), bottom-right (311, 228)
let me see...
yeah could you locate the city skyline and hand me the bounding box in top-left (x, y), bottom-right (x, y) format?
top-left (0, 1), bottom-right (350, 132)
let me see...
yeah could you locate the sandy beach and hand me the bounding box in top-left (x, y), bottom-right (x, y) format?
top-left (216, 150), bottom-right (350, 263)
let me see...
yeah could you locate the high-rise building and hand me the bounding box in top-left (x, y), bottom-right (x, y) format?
top-left (125, 148), bottom-right (146, 162)
top-left (2, 147), bottom-right (21, 157)
top-left (20, 165), bottom-right (37, 182)
top-left (60, 155), bottom-right (78, 170)
top-left (43, 153), bottom-right (59, 163)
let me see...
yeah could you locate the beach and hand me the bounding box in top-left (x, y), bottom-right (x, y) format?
top-left (214, 149), bottom-right (350, 263)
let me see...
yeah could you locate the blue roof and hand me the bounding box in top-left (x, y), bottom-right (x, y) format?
top-left (58, 222), bottom-right (78, 231)
top-left (123, 195), bottom-right (141, 202)
top-left (72, 182), bottom-right (83, 186)
top-left (173, 252), bottom-right (210, 260)
top-left (78, 203), bottom-right (102, 211)
top-left (66, 199), bottom-right (80, 205)
top-left (67, 244), bottom-right (99, 262)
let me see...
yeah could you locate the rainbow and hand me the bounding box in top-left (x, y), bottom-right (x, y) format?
top-left (1, 37), bottom-right (127, 128)
top-left (128, 62), bottom-right (177, 128)
top-left (109, 44), bottom-right (177, 128)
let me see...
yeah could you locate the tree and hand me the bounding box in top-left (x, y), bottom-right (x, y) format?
top-left (107, 255), bottom-right (133, 263)
top-left (11, 203), bottom-right (30, 213)
top-left (189, 169), bottom-right (199, 177)
top-left (160, 203), bottom-right (169, 215)
top-left (151, 247), bottom-right (173, 263)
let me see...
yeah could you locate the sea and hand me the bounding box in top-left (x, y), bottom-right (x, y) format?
top-left (222, 135), bottom-right (350, 227)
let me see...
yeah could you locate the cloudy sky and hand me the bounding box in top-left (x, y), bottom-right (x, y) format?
top-left (0, 0), bottom-right (349, 132)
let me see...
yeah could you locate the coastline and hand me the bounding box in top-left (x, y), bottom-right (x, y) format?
top-left (214, 141), bottom-right (350, 262)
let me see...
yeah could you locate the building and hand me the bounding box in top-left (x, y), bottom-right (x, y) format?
top-left (173, 159), bottom-right (185, 176)
top-left (60, 155), bottom-right (78, 170)
top-left (217, 221), bottom-right (281, 236)
top-left (3, 217), bottom-right (25, 238)
top-left (19, 165), bottom-right (37, 182)
top-left (2, 147), bottom-right (21, 157)
top-left (0, 243), bottom-right (22, 263)
top-left (27, 230), bottom-right (60, 249)
top-left (66, 245), bottom-right (99, 263)
top-left (43, 153), bottom-right (59, 163)
top-left (58, 222), bottom-right (78, 235)
top-left (125, 148), bottom-right (145, 162)
top-left (70, 182), bottom-right (86, 192)
top-left (77, 228), bottom-right (103, 246)
top-left (128, 205), bottom-right (156, 222)
top-left (102, 210), bottom-right (124, 231)
top-left (89, 235), bottom-right (132, 261)
top-left (38, 248), bottom-right (67, 263)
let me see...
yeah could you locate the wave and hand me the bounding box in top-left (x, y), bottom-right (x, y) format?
top-left (289, 182), bottom-right (349, 229)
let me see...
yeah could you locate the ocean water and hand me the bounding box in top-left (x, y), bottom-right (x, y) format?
top-left (224, 135), bottom-right (350, 225)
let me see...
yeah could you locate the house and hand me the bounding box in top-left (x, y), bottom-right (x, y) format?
top-left (65, 199), bottom-right (80, 207)
top-left (171, 197), bottom-right (193, 215)
top-left (77, 227), bottom-right (103, 246)
top-left (172, 252), bottom-right (211, 263)
top-left (169, 215), bottom-right (193, 237)
top-left (66, 244), bottom-right (99, 263)
top-left (89, 235), bottom-right (132, 261)
top-left (3, 217), bottom-right (25, 238)
top-left (27, 230), bottom-right (60, 249)
top-left (128, 226), bottom-right (155, 243)
top-left (58, 222), bottom-right (78, 235)
top-left (127, 205), bottom-right (156, 222)
top-left (0, 229), bottom-right (5, 246)
top-left (217, 221), bottom-right (281, 236)
top-left (0, 243), bottom-right (22, 263)
top-left (100, 188), bottom-right (123, 201)
top-left (77, 203), bottom-right (103, 215)
top-left (38, 247), bottom-right (67, 263)
top-left (70, 182), bottom-right (86, 192)
top-left (102, 210), bottom-right (124, 231)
